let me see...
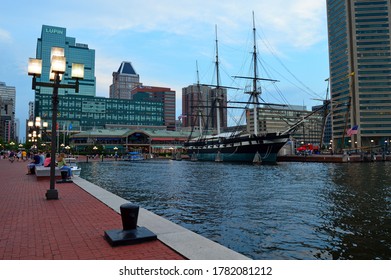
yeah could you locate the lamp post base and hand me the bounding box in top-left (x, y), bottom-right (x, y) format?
top-left (45, 189), bottom-right (59, 200)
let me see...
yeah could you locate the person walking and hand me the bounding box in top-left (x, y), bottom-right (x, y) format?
top-left (22, 150), bottom-right (27, 162)
top-left (9, 151), bottom-right (15, 163)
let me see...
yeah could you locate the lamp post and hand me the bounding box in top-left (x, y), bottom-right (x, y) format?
top-left (28, 47), bottom-right (84, 200)
top-left (114, 146), bottom-right (118, 161)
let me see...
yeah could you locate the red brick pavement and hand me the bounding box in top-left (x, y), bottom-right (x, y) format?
top-left (0, 158), bottom-right (185, 260)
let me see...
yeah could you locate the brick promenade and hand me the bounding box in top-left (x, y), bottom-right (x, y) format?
top-left (0, 157), bottom-right (185, 260)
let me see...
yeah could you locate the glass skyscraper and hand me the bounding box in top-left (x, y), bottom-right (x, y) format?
top-left (33, 25), bottom-right (169, 134)
top-left (326, 0), bottom-right (391, 151)
top-left (35, 25), bottom-right (96, 97)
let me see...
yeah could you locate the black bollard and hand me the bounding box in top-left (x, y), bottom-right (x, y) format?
top-left (104, 203), bottom-right (157, 246)
top-left (120, 203), bottom-right (139, 230)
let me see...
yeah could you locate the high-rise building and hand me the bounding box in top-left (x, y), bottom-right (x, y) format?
top-left (110, 61), bottom-right (141, 99)
top-left (182, 85), bottom-right (227, 133)
top-left (28, 101), bottom-right (34, 121)
top-left (0, 82), bottom-right (16, 142)
top-left (34, 25), bottom-right (96, 97)
top-left (326, 0), bottom-right (391, 151)
top-left (131, 86), bottom-right (176, 131)
top-left (33, 26), bottom-right (165, 134)
top-left (36, 93), bottom-right (164, 131)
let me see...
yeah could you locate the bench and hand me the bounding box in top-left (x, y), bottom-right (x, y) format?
top-left (35, 166), bottom-right (62, 177)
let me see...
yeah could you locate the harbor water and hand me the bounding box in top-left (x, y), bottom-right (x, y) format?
top-left (79, 160), bottom-right (391, 260)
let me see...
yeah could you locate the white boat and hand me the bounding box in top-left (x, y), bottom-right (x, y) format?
top-left (65, 157), bottom-right (81, 176)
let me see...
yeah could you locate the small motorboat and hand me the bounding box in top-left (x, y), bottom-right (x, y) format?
top-left (65, 157), bottom-right (82, 176)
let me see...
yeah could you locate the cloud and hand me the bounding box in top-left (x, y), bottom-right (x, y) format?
top-left (59, 0), bottom-right (326, 50)
top-left (257, 0), bottom-right (327, 49)
top-left (0, 28), bottom-right (12, 43)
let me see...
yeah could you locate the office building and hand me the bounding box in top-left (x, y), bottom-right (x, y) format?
top-left (182, 84), bottom-right (227, 133)
top-left (246, 105), bottom-right (323, 147)
top-left (34, 25), bottom-right (96, 97)
top-left (0, 82), bottom-right (16, 142)
top-left (110, 61), bottom-right (141, 99)
top-left (131, 86), bottom-right (176, 131)
top-left (326, 0), bottom-right (391, 151)
top-left (35, 93), bottom-right (164, 132)
top-left (28, 101), bottom-right (34, 121)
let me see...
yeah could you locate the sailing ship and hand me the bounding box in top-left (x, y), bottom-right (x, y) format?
top-left (184, 14), bottom-right (292, 164)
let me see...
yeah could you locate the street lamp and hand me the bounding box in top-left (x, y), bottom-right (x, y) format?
top-left (28, 47), bottom-right (84, 200)
top-left (114, 146), bottom-right (118, 161)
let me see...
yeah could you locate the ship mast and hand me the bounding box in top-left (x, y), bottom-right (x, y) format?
top-left (215, 25), bottom-right (222, 135)
top-left (251, 12), bottom-right (259, 136)
top-left (233, 12), bottom-right (278, 136)
top-left (196, 61), bottom-right (203, 136)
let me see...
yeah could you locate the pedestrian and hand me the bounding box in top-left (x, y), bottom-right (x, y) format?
top-left (9, 151), bottom-right (15, 163)
top-left (22, 150), bottom-right (27, 161)
top-left (57, 153), bottom-right (72, 178)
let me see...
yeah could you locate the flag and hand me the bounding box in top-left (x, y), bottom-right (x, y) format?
top-left (69, 123), bottom-right (73, 130)
top-left (347, 125), bottom-right (359, 136)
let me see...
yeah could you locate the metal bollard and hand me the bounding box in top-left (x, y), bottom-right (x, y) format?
top-left (104, 203), bottom-right (157, 246)
top-left (120, 203), bottom-right (139, 230)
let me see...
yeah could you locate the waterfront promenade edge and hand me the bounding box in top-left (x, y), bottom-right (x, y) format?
top-left (0, 157), bottom-right (249, 260)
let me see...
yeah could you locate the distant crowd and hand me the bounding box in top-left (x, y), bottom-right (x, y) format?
top-left (0, 150), bottom-right (28, 162)
top-left (1, 150), bottom-right (73, 178)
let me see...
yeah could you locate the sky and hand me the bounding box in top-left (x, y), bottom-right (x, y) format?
top-left (0, 0), bottom-right (330, 141)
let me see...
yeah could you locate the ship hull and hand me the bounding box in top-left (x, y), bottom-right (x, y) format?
top-left (185, 133), bottom-right (289, 164)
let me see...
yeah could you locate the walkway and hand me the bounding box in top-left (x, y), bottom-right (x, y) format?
top-left (0, 158), bottom-right (185, 260)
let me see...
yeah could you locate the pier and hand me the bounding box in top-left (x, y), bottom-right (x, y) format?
top-left (278, 153), bottom-right (391, 163)
top-left (0, 157), bottom-right (248, 260)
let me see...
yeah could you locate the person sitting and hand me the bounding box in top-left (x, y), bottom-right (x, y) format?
top-left (43, 153), bottom-right (51, 167)
top-left (27, 152), bottom-right (41, 174)
top-left (38, 151), bottom-right (45, 166)
top-left (56, 153), bottom-right (72, 178)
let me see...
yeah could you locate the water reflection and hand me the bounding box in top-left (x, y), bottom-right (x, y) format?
top-left (79, 160), bottom-right (391, 260)
top-left (321, 163), bottom-right (391, 259)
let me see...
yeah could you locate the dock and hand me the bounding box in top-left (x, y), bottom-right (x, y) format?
top-left (0, 157), bottom-right (249, 260)
top-left (278, 153), bottom-right (391, 163)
